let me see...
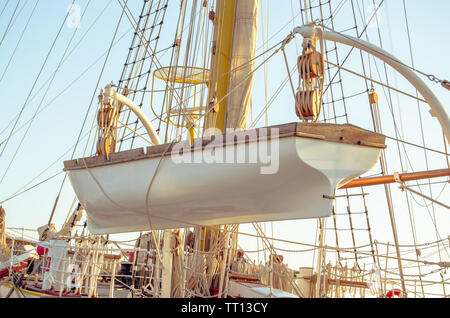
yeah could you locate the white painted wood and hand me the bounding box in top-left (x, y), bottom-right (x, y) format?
top-left (109, 262), bottom-right (116, 298)
top-left (66, 135), bottom-right (381, 234)
top-left (160, 229), bottom-right (173, 298)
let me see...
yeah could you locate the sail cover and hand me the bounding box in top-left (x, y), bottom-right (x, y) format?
top-left (225, 0), bottom-right (259, 129)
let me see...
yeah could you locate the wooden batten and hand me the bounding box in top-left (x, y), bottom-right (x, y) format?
top-left (103, 254), bottom-right (121, 261)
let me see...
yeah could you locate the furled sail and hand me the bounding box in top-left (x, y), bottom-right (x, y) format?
top-left (225, 0), bottom-right (259, 130)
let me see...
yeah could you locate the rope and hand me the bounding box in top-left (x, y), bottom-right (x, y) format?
top-left (117, 0), bottom-right (168, 151)
top-left (0, 0), bottom-right (115, 142)
top-left (48, 2), bottom-right (125, 226)
top-left (0, 0), bottom-right (76, 166)
top-left (318, 18), bottom-right (450, 90)
top-left (0, 130), bottom-right (91, 204)
top-left (402, 0), bottom-right (447, 296)
top-left (0, 172), bottom-right (64, 205)
top-left (0, 0), bottom-right (92, 187)
top-left (400, 183), bottom-right (450, 211)
top-left (0, 0), bottom-right (10, 18)
top-left (0, 0), bottom-right (23, 47)
top-left (0, 29), bottom-right (128, 148)
top-left (0, 0), bottom-right (40, 83)
top-left (117, 0), bottom-right (285, 141)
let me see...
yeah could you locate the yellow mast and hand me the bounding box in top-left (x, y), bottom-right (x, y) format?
top-left (199, 0), bottom-right (236, 255)
top-left (204, 0), bottom-right (236, 134)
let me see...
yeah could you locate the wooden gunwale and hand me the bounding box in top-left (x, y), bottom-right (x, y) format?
top-left (64, 122), bottom-right (386, 171)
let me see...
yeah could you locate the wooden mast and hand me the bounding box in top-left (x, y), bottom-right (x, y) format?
top-left (204, 0), bottom-right (236, 134)
top-left (0, 207), bottom-right (5, 256)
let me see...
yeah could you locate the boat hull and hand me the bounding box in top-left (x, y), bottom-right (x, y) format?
top-left (64, 124), bottom-right (383, 234)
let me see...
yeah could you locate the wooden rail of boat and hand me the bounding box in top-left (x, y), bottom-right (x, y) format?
top-left (303, 274), bottom-right (369, 289)
top-left (6, 237), bottom-right (36, 247)
top-left (64, 122), bottom-right (385, 171)
top-left (340, 168), bottom-right (450, 189)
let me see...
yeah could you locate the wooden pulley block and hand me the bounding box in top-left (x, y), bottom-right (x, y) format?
top-left (96, 135), bottom-right (116, 156)
top-left (97, 105), bottom-right (118, 128)
top-left (368, 88), bottom-right (378, 105)
top-left (295, 90), bottom-right (321, 120)
top-left (297, 51), bottom-right (323, 79)
top-left (209, 10), bottom-right (215, 21)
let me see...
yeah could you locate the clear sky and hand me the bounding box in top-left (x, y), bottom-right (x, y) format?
top-left (0, 0), bottom-right (449, 294)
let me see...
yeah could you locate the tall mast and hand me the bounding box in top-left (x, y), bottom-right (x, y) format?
top-left (204, 0), bottom-right (237, 133)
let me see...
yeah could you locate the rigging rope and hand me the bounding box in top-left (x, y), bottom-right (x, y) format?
top-left (3, 0), bottom-right (443, 298)
top-left (0, 0), bottom-right (114, 141)
top-left (0, 0), bottom-right (76, 165)
top-left (0, 0), bottom-right (92, 187)
top-left (0, 0), bottom-right (23, 47)
top-left (0, 0), bottom-right (39, 83)
top-left (0, 0), bottom-right (10, 18)
top-left (0, 131), bottom-right (90, 205)
top-left (47, 3), bottom-right (125, 226)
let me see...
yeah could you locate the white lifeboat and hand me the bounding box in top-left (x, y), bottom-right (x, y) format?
top-left (64, 122), bottom-right (385, 234)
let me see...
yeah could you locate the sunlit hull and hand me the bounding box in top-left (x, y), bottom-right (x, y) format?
top-left (64, 123), bottom-right (384, 234)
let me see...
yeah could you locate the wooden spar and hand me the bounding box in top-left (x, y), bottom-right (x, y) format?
top-left (340, 168), bottom-right (450, 189)
top-left (161, 229), bottom-right (173, 298)
top-left (204, 0), bottom-right (236, 133)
